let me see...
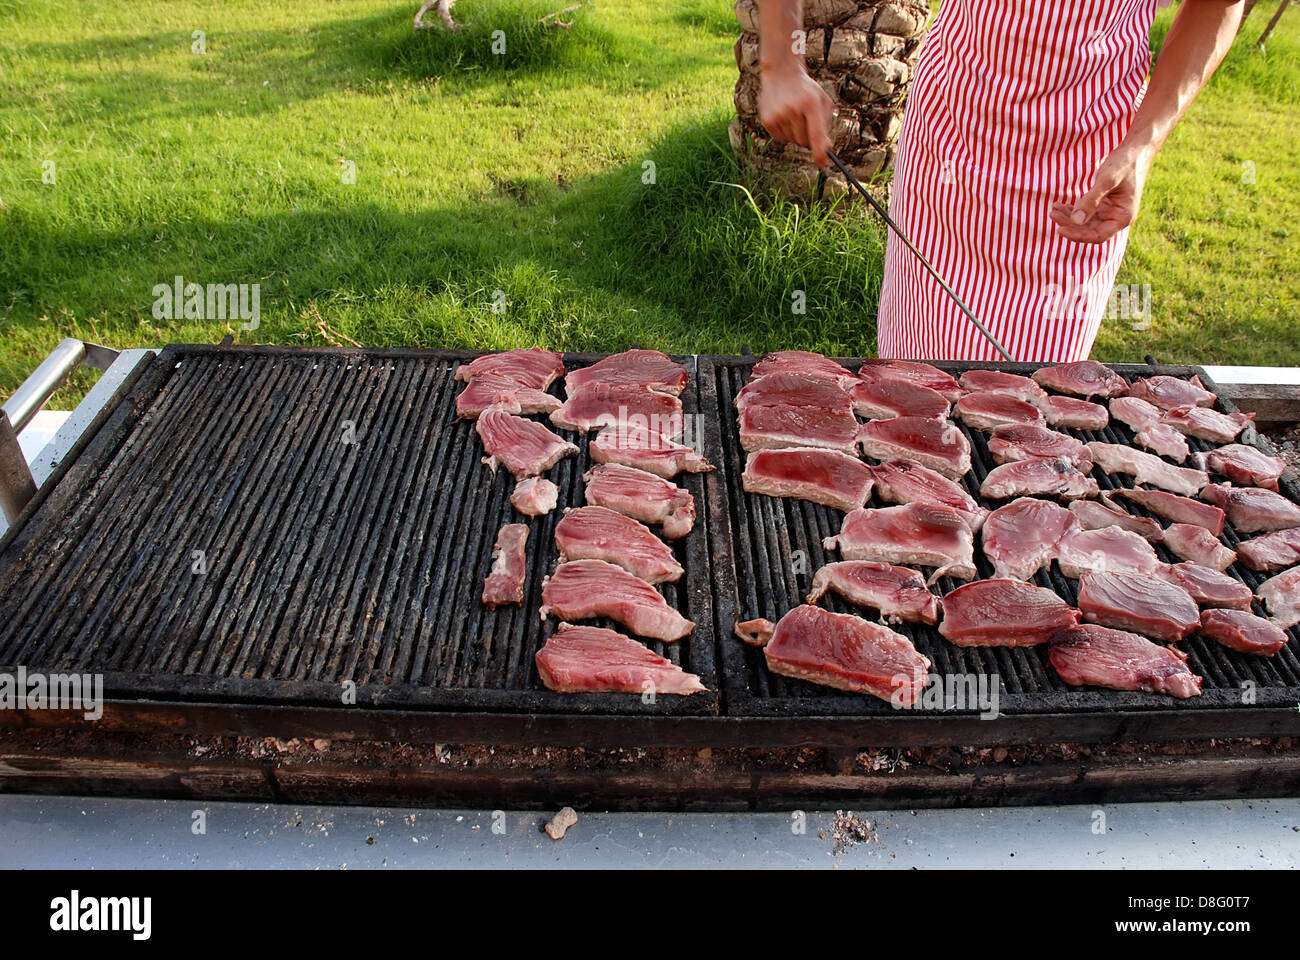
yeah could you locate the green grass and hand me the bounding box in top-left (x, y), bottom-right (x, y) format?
top-left (0, 0), bottom-right (1297, 407)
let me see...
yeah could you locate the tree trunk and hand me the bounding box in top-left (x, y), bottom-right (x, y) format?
top-left (730, 0), bottom-right (931, 201)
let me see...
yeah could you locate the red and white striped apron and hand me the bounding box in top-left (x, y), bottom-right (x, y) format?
top-left (876, 0), bottom-right (1158, 362)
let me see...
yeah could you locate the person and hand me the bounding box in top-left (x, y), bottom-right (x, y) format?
top-left (757, 0), bottom-right (1245, 362)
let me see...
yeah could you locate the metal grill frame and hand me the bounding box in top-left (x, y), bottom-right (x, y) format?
top-left (701, 355), bottom-right (1300, 723)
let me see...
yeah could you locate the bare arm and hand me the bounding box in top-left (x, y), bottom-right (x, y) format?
top-left (1052, 0), bottom-right (1245, 243)
top-left (757, 0), bottom-right (834, 167)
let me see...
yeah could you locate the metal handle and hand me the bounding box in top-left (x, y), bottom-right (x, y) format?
top-left (825, 149), bottom-right (1014, 362)
top-left (1, 338), bottom-right (119, 523)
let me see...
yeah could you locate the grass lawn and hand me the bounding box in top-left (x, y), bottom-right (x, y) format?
top-left (1, 0), bottom-right (1297, 407)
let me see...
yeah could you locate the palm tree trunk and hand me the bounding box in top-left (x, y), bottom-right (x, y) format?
top-left (730, 0), bottom-right (931, 200)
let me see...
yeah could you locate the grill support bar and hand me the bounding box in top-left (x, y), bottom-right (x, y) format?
top-left (0, 337), bottom-right (119, 522)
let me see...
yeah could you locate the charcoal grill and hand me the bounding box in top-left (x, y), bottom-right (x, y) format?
top-left (0, 346), bottom-right (717, 718)
top-left (701, 357), bottom-right (1300, 724)
top-left (1, 346), bottom-right (1298, 758)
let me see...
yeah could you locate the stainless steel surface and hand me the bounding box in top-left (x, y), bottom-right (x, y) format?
top-left (3, 338), bottom-right (90, 433)
top-left (27, 349), bottom-right (154, 488)
top-left (0, 344), bottom-right (142, 531)
top-left (0, 414), bottom-right (36, 525)
top-left (826, 149), bottom-right (1014, 362)
top-left (0, 794), bottom-right (1295, 869)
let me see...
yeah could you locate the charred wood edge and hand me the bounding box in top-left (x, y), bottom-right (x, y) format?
top-left (1215, 382), bottom-right (1300, 431)
top-left (2, 738), bottom-right (1297, 810)
top-left (2, 702), bottom-right (1298, 748)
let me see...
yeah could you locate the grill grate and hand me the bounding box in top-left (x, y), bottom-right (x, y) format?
top-left (0, 346), bottom-right (718, 715)
top-left (700, 356), bottom-right (1300, 717)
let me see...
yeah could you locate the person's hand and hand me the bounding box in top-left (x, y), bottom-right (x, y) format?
top-left (758, 65), bottom-right (834, 168)
top-left (1050, 144), bottom-right (1153, 244)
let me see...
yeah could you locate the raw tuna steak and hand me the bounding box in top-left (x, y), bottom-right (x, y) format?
top-left (551, 382), bottom-right (683, 437)
top-left (1086, 442), bottom-right (1208, 496)
top-left (955, 392), bottom-right (1045, 431)
top-left (1200, 483), bottom-right (1300, 533)
top-left (938, 579), bottom-right (1081, 647)
top-left (1160, 524), bottom-right (1236, 571)
top-left (1190, 444), bottom-right (1286, 491)
top-left (455, 348), bottom-right (565, 390)
top-left (590, 423), bottom-right (712, 479)
top-left (456, 372), bottom-right (562, 419)
top-left (742, 448), bottom-right (874, 513)
top-left (1136, 423), bottom-right (1190, 463)
top-left (511, 477), bottom-right (559, 517)
top-left (734, 604), bottom-right (931, 706)
top-left (477, 406), bottom-right (579, 479)
top-left (987, 423), bottom-right (1092, 469)
top-left (1160, 405), bottom-right (1253, 444)
top-left (806, 561), bottom-right (939, 624)
top-left (1156, 562), bottom-right (1253, 610)
top-left (1127, 374), bottom-right (1215, 411)
top-left (857, 359), bottom-right (964, 401)
top-left (736, 372), bottom-right (852, 412)
top-left (482, 524), bottom-right (529, 608)
top-left (824, 503), bottom-right (977, 583)
top-left (1110, 396), bottom-right (1163, 430)
top-left (1032, 360), bottom-right (1128, 398)
top-left (1056, 526), bottom-right (1161, 578)
top-left (958, 369), bottom-right (1048, 406)
top-left (583, 464), bottom-right (696, 540)
top-left (1198, 609), bottom-right (1289, 656)
top-left (868, 459), bottom-right (989, 533)
top-left (981, 497), bottom-right (1078, 580)
top-left (979, 457), bottom-right (1099, 501)
top-left (540, 559), bottom-right (694, 642)
top-left (738, 403), bottom-right (861, 455)
top-left (1111, 397), bottom-right (1189, 461)
top-left (555, 507), bottom-right (683, 585)
top-left (750, 351), bottom-right (858, 390)
top-left (565, 349), bottom-right (688, 396)
top-left (1076, 571), bottom-right (1200, 642)
top-left (851, 373), bottom-right (950, 420)
top-left (1067, 500), bottom-right (1163, 542)
top-left (1257, 567), bottom-right (1300, 629)
top-left (1237, 528), bottom-right (1300, 572)
top-left (1042, 395), bottom-right (1108, 431)
top-left (1102, 488), bottom-right (1224, 534)
top-left (858, 416), bottom-right (972, 480)
top-left (1048, 625), bottom-right (1202, 698)
top-left (536, 624), bottom-right (705, 694)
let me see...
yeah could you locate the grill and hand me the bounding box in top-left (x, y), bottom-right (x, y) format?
top-left (1, 345), bottom-right (1298, 750)
top-left (0, 346), bottom-right (717, 716)
top-left (701, 356), bottom-right (1300, 719)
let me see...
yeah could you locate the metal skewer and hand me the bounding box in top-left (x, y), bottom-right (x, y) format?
top-left (825, 149), bottom-right (1013, 362)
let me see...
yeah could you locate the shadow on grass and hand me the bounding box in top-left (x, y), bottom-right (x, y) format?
top-left (0, 115), bottom-right (885, 359)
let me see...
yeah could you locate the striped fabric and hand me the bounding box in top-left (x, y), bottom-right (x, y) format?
top-left (876, 0), bottom-right (1159, 362)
